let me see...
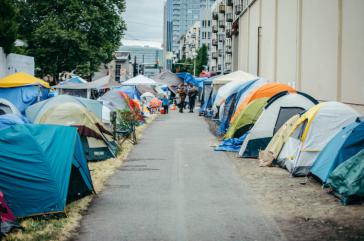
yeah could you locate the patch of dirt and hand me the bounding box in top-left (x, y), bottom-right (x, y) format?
top-left (230, 155), bottom-right (364, 241)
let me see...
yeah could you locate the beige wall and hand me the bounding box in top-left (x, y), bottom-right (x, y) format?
top-left (233, 0), bottom-right (364, 105)
top-left (341, 0), bottom-right (364, 105)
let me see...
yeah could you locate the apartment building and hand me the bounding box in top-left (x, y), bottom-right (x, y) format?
top-left (210, 0), bottom-right (234, 74)
top-left (231, 0), bottom-right (364, 106)
top-left (181, 22), bottom-right (201, 60)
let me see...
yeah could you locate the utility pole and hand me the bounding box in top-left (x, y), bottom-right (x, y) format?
top-left (133, 56), bottom-right (138, 77)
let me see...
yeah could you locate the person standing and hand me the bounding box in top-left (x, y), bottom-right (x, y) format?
top-left (162, 95), bottom-right (169, 114)
top-left (177, 84), bottom-right (187, 113)
top-left (187, 84), bottom-right (198, 113)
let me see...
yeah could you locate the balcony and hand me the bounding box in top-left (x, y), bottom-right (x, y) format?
top-left (235, 4), bottom-right (243, 15)
top-left (212, 12), bottom-right (218, 20)
top-left (226, 0), bottom-right (233, 6)
top-left (226, 45), bottom-right (232, 54)
top-left (191, 33), bottom-right (196, 38)
top-left (226, 29), bottom-right (232, 38)
top-left (218, 49), bottom-right (223, 57)
top-left (212, 52), bottom-right (218, 59)
top-left (212, 25), bottom-right (218, 33)
top-left (219, 20), bottom-right (225, 28)
top-left (218, 34), bottom-right (225, 42)
top-left (226, 13), bottom-right (233, 22)
top-left (217, 64), bottom-right (222, 71)
top-left (212, 39), bottom-right (218, 46)
top-left (219, 4), bottom-right (225, 13)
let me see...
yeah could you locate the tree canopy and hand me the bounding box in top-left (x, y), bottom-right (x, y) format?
top-left (0, 0), bottom-right (19, 54)
top-left (172, 44), bottom-right (209, 76)
top-left (16, 0), bottom-right (126, 79)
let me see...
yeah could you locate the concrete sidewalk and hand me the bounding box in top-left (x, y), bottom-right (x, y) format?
top-left (75, 111), bottom-right (285, 241)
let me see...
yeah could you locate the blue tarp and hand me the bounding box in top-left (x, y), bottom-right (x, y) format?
top-left (176, 72), bottom-right (207, 88)
top-left (0, 124), bottom-right (94, 217)
top-left (0, 86), bottom-right (49, 115)
top-left (214, 132), bottom-right (249, 152)
top-left (0, 114), bottom-right (28, 130)
top-left (61, 75), bottom-right (87, 84)
top-left (311, 118), bottom-right (364, 183)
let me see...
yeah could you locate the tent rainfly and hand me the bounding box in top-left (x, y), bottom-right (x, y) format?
top-left (230, 83), bottom-right (296, 124)
top-left (26, 96), bottom-right (117, 161)
top-left (310, 118), bottom-right (364, 183)
top-left (325, 149), bottom-right (364, 205)
top-left (277, 102), bottom-right (359, 177)
top-left (238, 92), bottom-right (318, 158)
top-left (0, 124), bottom-right (94, 217)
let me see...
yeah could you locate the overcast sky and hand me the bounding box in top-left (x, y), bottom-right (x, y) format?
top-left (123, 0), bottom-right (165, 45)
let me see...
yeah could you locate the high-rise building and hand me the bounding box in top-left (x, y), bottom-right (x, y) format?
top-left (164, 0), bottom-right (216, 69)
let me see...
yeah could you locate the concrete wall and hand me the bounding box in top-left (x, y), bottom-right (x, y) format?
top-left (232, 0), bottom-right (364, 105)
top-left (0, 47), bottom-right (35, 78)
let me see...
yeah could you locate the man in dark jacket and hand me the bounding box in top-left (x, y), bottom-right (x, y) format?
top-left (187, 84), bottom-right (198, 113)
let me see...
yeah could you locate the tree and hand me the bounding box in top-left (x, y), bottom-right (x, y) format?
top-left (0, 0), bottom-right (19, 54)
top-left (17, 0), bottom-right (126, 79)
top-left (195, 44), bottom-right (208, 76)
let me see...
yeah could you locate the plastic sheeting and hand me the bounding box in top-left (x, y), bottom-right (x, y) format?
top-left (0, 114), bottom-right (28, 130)
top-left (214, 133), bottom-right (249, 152)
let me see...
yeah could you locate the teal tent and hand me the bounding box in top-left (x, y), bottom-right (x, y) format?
top-left (326, 149), bottom-right (364, 204)
top-left (311, 118), bottom-right (364, 183)
top-left (0, 124), bottom-right (94, 217)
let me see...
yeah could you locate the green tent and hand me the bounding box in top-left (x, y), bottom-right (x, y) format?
top-left (224, 98), bottom-right (268, 139)
top-left (326, 149), bottom-right (364, 205)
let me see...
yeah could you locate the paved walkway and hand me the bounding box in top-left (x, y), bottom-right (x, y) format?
top-left (75, 111), bottom-right (285, 241)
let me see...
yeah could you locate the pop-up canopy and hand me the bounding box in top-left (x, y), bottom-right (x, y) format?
top-left (122, 75), bottom-right (157, 86)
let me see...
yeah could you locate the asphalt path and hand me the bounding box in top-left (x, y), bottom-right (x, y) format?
top-left (75, 111), bottom-right (286, 241)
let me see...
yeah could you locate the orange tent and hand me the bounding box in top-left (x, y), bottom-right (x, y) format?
top-left (230, 83), bottom-right (296, 124)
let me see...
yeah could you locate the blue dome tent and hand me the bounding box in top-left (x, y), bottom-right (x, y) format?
top-left (0, 124), bottom-right (94, 217)
top-left (310, 118), bottom-right (364, 183)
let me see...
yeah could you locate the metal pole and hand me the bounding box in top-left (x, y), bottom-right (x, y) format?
top-left (193, 58), bottom-right (196, 76)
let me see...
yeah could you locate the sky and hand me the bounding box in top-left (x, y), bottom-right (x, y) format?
top-left (123, 0), bottom-right (165, 47)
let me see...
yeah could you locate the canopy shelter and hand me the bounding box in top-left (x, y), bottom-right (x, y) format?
top-left (239, 92), bottom-right (318, 158)
top-left (0, 72), bottom-right (50, 114)
top-left (151, 70), bottom-right (183, 93)
top-left (99, 90), bottom-right (143, 122)
top-left (277, 102), bottom-right (359, 176)
top-left (0, 124), bottom-right (94, 217)
top-left (230, 83), bottom-right (296, 124)
top-left (224, 98), bottom-right (269, 139)
top-left (0, 98), bottom-right (20, 115)
top-left (0, 192), bottom-right (20, 236)
top-left (311, 118), bottom-right (364, 183)
top-left (54, 75), bottom-right (121, 99)
top-left (26, 96), bottom-right (117, 161)
top-left (326, 149), bottom-right (364, 205)
top-left (122, 75), bottom-right (157, 86)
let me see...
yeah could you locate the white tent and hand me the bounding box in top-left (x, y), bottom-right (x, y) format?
top-left (277, 101), bottom-right (359, 176)
top-left (238, 92), bottom-right (317, 158)
top-left (211, 71), bottom-right (259, 114)
top-left (122, 75), bottom-right (157, 86)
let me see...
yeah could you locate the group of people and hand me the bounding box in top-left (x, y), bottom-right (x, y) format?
top-left (176, 83), bottom-right (198, 113)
